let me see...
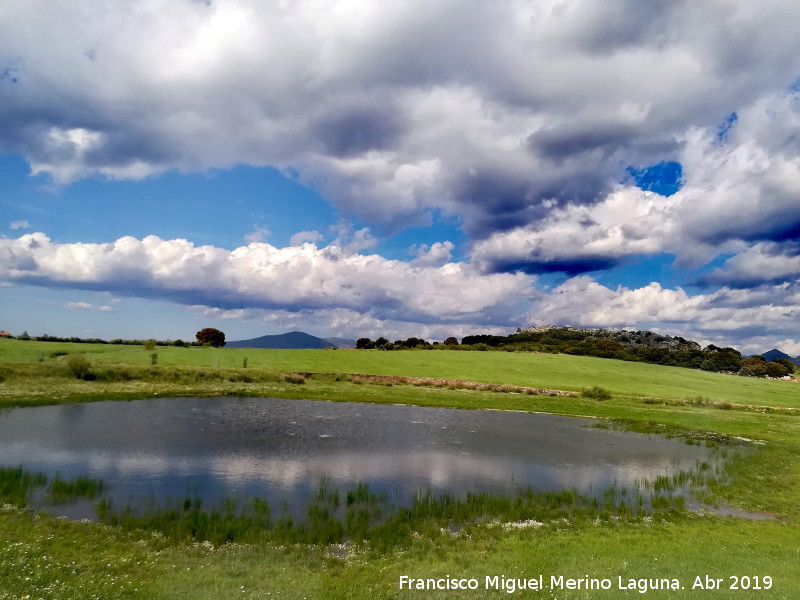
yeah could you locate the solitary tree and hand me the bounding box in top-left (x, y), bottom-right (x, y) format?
top-left (196, 327), bottom-right (226, 347)
top-left (443, 336), bottom-right (459, 346)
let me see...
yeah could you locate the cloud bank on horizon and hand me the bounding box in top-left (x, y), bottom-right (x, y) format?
top-left (1, 0), bottom-right (799, 353)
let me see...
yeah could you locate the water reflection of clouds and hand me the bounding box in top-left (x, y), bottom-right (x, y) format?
top-left (0, 397), bottom-right (718, 510)
top-left (3, 442), bottom-right (701, 499)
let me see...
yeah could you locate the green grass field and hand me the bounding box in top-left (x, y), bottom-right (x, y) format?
top-left (2, 338), bottom-right (798, 407)
top-left (1, 338), bottom-right (800, 599)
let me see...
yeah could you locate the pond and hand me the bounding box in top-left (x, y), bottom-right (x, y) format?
top-left (0, 397), bottom-right (724, 521)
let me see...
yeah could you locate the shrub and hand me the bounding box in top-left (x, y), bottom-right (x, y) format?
top-left (150, 353), bottom-right (158, 366)
top-left (172, 339), bottom-right (185, 347)
top-left (443, 336), bottom-right (459, 346)
top-left (66, 354), bottom-right (92, 379)
top-left (581, 385), bottom-right (612, 400)
top-left (142, 339), bottom-right (157, 351)
top-left (739, 357), bottom-right (769, 377)
top-left (766, 361), bottom-right (789, 378)
top-left (772, 358), bottom-right (795, 374)
top-left (594, 339), bottom-right (624, 357)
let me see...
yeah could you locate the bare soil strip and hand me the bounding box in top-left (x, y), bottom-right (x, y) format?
top-left (297, 372), bottom-right (579, 396)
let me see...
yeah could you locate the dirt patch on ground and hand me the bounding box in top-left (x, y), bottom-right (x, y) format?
top-left (329, 373), bottom-right (579, 397)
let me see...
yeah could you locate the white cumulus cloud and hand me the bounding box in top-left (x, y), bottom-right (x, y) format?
top-left (65, 301), bottom-right (113, 312)
top-left (290, 230), bottom-right (323, 246)
top-left (410, 241), bottom-right (454, 267)
top-left (244, 225), bottom-right (270, 244)
top-left (0, 232), bottom-right (532, 325)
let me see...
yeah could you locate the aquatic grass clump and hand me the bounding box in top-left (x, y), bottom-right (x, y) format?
top-left (0, 468), bottom-right (108, 508)
top-left (0, 467), bottom-right (47, 506)
top-left (105, 502), bottom-right (275, 544)
top-left (0, 464), bottom-right (729, 552)
top-left (98, 483), bottom-right (638, 548)
top-left (50, 475), bottom-right (105, 502)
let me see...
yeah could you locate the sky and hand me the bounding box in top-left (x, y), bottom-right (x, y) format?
top-left (1, 0), bottom-right (800, 354)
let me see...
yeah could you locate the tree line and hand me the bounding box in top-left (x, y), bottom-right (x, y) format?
top-left (355, 328), bottom-right (795, 378)
top-left (13, 327), bottom-right (227, 348)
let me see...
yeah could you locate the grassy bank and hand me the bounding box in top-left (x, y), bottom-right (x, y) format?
top-left (1, 340), bottom-right (800, 598)
top-left (2, 338), bottom-right (799, 406)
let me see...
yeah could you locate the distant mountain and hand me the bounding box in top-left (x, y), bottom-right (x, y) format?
top-left (759, 349), bottom-right (800, 364)
top-left (226, 331), bottom-right (336, 349)
top-left (325, 337), bottom-right (357, 348)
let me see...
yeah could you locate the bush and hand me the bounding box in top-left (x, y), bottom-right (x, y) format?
top-left (66, 355), bottom-right (92, 379)
top-left (594, 339), bottom-right (624, 357)
top-left (581, 385), bottom-right (612, 400)
top-left (142, 339), bottom-right (157, 351)
top-left (172, 339), bottom-right (185, 347)
top-left (772, 358), bottom-right (795, 374)
top-left (739, 357), bottom-right (769, 377)
top-left (766, 361), bottom-right (789, 378)
top-left (443, 336), bottom-right (459, 346)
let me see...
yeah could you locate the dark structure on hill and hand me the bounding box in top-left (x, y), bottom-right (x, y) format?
top-left (226, 331), bottom-right (336, 349)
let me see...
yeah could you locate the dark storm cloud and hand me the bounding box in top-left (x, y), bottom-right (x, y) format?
top-left (485, 257), bottom-right (619, 276)
top-left (696, 242), bottom-right (800, 289)
top-left (454, 169), bottom-right (613, 241)
top-left (527, 121), bottom-right (640, 162)
top-left (312, 108), bottom-right (403, 157)
top-left (562, 0), bottom-right (687, 54)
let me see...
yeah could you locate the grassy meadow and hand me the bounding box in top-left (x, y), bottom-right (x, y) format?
top-left (2, 338), bottom-right (798, 406)
top-left (1, 338), bottom-right (800, 598)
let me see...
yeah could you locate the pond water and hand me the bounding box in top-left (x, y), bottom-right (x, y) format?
top-left (0, 397), bottom-right (721, 518)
